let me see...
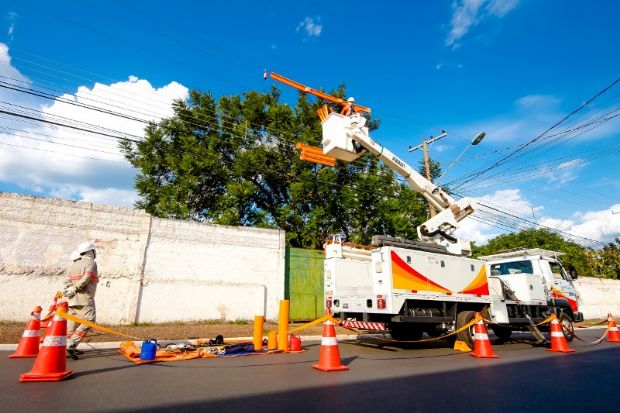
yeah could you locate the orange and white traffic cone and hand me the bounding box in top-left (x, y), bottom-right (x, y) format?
top-left (606, 314), bottom-right (620, 343)
top-left (470, 314), bottom-right (499, 358)
top-left (312, 319), bottom-right (349, 372)
top-left (547, 315), bottom-right (575, 353)
top-left (9, 306), bottom-right (42, 358)
top-left (20, 302), bottom-right (73, 382)
top-left (40, 292), bottom-right (62, 343)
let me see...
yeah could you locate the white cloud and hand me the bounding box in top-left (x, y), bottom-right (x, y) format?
top-left (50, 185), bottom-right (139, 207)
top-left (434, 143), bottom-right (450, 153)
top-left (7, 12), bottom-right (17, 40)
top-left (455, 188), bottom-right (539, 244)
top-left (451, 93), bottom-right (620, 146)
top-left (0, 43), bottom-right (28, 84)
top-left (296, 17), bottom-right (323, 38)
top-left (455, 187), bottom-right (620, 247)
top-left (539, 204), bottom-right (620, 245)
top-left (515, 94), bottom-right (562, 111)
top-left (445, 0), bottom-right (520, 47)
top-left (0, 43), bottom-right (189, 207)
top-left (545, 159), bottom-right (585, 185)
top-left (486, 0), bottom-right (520, 17)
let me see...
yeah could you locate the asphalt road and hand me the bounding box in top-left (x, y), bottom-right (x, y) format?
top-left (1, 328), bottom-right (618, 413)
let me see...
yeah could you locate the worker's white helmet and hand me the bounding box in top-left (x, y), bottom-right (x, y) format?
top-left (347, 97), bottom-right (355, 103)
top-left (77, 241), bottom-right (96, 255)
top-left (70, 250), bottom-right (81, 261)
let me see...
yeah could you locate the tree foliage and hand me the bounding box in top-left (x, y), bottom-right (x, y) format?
top-left (120, 87), bottom-right (428, 249)
top-left (417, 157), bottom-right (442, 182)
top-left (472, 229), bottom-right (620, 279)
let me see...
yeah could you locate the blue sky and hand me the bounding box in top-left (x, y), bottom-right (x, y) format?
top-left (0, 0), bottom-right (619, 246)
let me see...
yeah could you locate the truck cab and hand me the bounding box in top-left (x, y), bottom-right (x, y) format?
top-left (480, 249), bottom-right (583, 323)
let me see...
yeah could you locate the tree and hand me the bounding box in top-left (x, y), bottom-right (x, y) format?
top-left (121, 87), bottom-right (427, 249)
top-left (417, 157), bottom-right (442, 182)
top-left (594, 238), bottom-right (620, 279)
top-left (471, 228), bottom-right (595, 277)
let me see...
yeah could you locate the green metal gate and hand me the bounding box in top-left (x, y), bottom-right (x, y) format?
top-left (285, 247), bottom-right (324, 321)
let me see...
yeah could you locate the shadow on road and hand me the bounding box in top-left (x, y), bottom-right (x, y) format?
top-left (107, 347), bottom-right (619, 413)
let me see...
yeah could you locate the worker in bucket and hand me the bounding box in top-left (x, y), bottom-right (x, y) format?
top-left (341, 96), bottom-right (357, 116)
top-left (63, 241), bottom-right (99, 360)
top-left (341, 97), bottom-right (364, 153)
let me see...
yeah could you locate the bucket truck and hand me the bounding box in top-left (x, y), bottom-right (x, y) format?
top-left (271, 73), bottom-right (583, 348)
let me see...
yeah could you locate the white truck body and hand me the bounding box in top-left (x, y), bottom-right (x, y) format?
top-left (326, 242), bottom-right (583, 343)
top-left (317, 109), bottom-right (581, 344)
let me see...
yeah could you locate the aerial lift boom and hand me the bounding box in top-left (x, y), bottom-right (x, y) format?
top-left (270, 72), bottom-right (476, 255)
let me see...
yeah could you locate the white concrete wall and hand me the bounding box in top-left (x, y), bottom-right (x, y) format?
top-left (0, 193), bottom-right (150, 324)
top-left (0, 192), bottom-right (285, 324)
top-left (136, 218), bottom-right (285, 322)
top-left (574, 277), bottom-right (620, 320)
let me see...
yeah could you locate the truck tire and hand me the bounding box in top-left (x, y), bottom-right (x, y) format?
top-left (491, 325), bottom-right (512, 342)
top-left (455, 310), bottom-right (476, 349)
top-left (389, 324), bottom-right (424, 341)
top-left (559, 312), bottom-right (575, 342)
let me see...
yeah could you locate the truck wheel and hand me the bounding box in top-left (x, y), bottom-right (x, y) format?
top-left (491, 326), bottom-right (512, 342)
top-left (559, 313), bottom-right (575, 342)
top-left (389, 324), bottom-right (424, 341)
top-left (455, 310), bottom-right (476, 349)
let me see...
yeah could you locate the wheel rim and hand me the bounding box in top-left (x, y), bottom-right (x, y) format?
top-left (560, 317), bottom-right (574, 336)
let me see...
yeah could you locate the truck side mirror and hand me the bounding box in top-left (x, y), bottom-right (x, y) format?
top-left (570, 270), bottom-right (578, 280)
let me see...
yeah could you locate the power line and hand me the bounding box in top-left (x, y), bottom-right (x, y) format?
top-left (0, 140), bottom-right (126, 164)
top-left (448, 77), bottom-right (620, 190)
top-left (0, 105), bottom-right (141, 142)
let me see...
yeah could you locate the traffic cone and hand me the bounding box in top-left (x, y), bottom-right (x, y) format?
top-left (9, 306), bottom-right (42, 358)
top-left (547, 315), bottom-right (575, 353)
top-left (606, 314), bottom-right (620, 343)
top-left (470, 314), bottom-right (499, 358)
top-left (40, 292), bottom-right (62, 343)
top-left (20, 302), bottom-right (73, 382)
top-left (312, 319), bottom-right (349, 372)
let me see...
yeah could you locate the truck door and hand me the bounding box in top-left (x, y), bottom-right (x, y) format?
top-left (549, 261), bottom-right (579, 312)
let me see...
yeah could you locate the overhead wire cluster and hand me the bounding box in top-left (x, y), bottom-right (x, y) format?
top-left (2, 2), bottom-right (619, 246)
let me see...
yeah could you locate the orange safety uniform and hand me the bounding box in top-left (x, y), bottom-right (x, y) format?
top-left (63, 253), bottom-right (98, 349)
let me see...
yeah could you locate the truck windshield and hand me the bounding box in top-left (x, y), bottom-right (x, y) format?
top-left (490, 260), bottom-right (533, 276)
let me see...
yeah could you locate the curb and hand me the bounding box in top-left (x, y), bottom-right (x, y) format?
top-left (0, 334), bottom-right (359, 351)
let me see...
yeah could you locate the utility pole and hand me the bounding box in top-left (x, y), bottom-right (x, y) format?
top-left (409, 131), bottom-right (447, 217)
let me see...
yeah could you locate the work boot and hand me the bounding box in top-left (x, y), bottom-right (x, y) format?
top-left (67, 348), bottom-right (80, 360)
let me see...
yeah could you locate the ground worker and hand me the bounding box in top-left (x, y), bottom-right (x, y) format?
top-left (63, 241), bottom-right (99, 360)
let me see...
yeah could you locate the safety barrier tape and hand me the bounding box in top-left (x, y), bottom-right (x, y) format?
top-left (573, 327), bottom-right (609, 345)
top-left (332, 314), bottom-right (483, 343)
top-left (533, 313), bottom-right (611, 346)
top-left (287, 314), bottom-right (331, 335)
top-left (55, 308), bottom-right (143, 341)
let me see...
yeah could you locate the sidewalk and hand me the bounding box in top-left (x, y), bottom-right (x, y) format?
top-left (0, 320), bottom-right (359, 349)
